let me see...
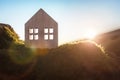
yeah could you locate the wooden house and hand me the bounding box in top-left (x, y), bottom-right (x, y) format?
top-left (25, 9), bottom-right (58, 48)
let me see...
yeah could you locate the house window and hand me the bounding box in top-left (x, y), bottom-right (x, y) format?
top-left (49, 28), bottom-right (53, 33)
top-left (34, 28), bottom-right (38, 33)
top-left (29, 29), bottom-right (33, 33)
top-left (49, 34), bottom-right (53, 40)
top-left (44, 35), bottom-right (48, 40)
top-left (29, 35), bottom-right (33, 40)
top-left (44, 28), bottom-right (54, 40)
top-left (29, 28), bottom-right (39, 40)
top-left (34, 35), bottom-right (38, 40)
top-left (44, 28), bottom-right (48, 33)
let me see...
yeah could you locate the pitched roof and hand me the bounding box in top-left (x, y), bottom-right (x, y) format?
top-left (25, 9), bottom-right (57, 25)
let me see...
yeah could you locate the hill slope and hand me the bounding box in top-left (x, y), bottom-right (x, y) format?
top-left (95, 29), bottom-right (120, 59)
top-left (26, 41), bottom-right (119, 80)
top-left (0, 40), bottom-right (119, 80)
top-left (0, 23), bottom-right (120, 80)
top-left (0, 23), bottom-right (22, 49)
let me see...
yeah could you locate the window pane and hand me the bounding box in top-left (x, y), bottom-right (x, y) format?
top-left (29, 29), bottom-right (33, 33)
top-left (34, 35), bottom-right (38, 40)
top-left (49, 28), bottom-right (53, 33)
top-left (44, 35), bottom-right (48, 40)
top-left (29, 35), bottom-right (33, 40)
top-left (49, 34), bottom-right (54, 40)
top-left (44, 28), bottom-right (48, 33)
top-left (34, 28), bottom-right (38, 33)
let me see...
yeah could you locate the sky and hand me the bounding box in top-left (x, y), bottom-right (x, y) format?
top-left (0, 0), bottom-right (120, 45)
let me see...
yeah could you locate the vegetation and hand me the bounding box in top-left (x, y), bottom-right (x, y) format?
top-left (0, 23), bottom-right (120, 80)
top-left (0, 23), bottom-right (23, 49)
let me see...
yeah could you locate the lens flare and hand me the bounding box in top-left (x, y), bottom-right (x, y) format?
top-left (83, 29), bottom-right (97, 40)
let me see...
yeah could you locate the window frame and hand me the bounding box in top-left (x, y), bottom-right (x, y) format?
top-left (29, 28), bottom-right (39, 40)
top-left (44, 27), bottom-right (54, 40)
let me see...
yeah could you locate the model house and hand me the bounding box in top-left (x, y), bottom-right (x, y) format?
top-left (25, 9), bottom-right (58, 48)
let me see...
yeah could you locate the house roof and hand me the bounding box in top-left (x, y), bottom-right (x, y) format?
top-left (25, 8), bottom-right (57, 25)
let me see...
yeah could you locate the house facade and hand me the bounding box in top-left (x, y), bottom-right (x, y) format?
top-left (25, 9), bottom-right (58, 48)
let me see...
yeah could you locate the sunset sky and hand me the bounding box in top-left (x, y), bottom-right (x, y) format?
top-left (0, 0), bottom-right (120, 44)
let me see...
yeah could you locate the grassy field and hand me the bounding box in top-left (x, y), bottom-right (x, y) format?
top-left (0, 23), bottom-right (120, 80)
top-left (0, 40), bottom-right (120, 80)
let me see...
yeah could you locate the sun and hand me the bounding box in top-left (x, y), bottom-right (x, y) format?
top-left (83, 29), bottom-right (97, 40)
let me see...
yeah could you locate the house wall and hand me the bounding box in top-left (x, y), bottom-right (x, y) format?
top-left (25, 9), bottom-right (58, 48)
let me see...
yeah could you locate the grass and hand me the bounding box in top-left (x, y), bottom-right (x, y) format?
top-left (0, 23), bottom-right (120, 80)
top-left (0, 40), bottom-right (120, 80)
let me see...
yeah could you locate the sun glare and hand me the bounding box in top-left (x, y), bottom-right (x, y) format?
top-left (83, 29), bottom-right (97, 40)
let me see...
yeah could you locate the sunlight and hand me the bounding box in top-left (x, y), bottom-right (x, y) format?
top-left (83, 29), bottom-right (97, 40)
